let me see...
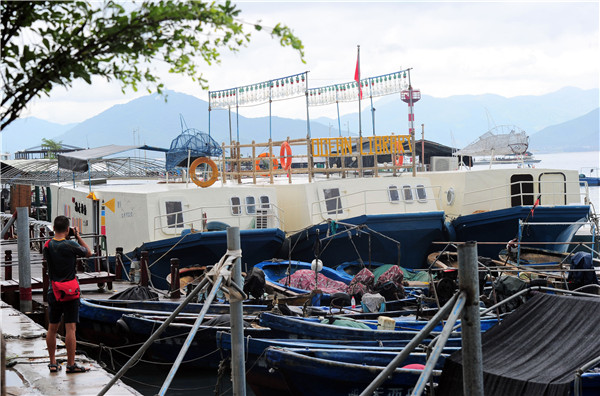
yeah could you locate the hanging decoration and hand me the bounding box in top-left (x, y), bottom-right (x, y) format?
top-left (209, 72), bottom-right (308, 109)
top-left (307, 69), bottom-right (410, 107)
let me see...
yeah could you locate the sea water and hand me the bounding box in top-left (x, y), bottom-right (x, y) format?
top-left (119, 151), bottom-right (599, 395)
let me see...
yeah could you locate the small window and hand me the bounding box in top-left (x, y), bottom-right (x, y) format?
top-left (388, 186), bottom-right (400, 203)
top-left (245, 196), bottom-right (256, 214)
top-left (260, 195), bottom-right (271, 209)
top-left (165, 201), bottom-right (184, 228)
top-left (323, 188), bottom-right (343, 214)
top-left (416, 184), bottom-right (427, 202)
top-left (402, 185), bottom-right (414, 202)
top-left (230, 197), bottom-right (241, 215)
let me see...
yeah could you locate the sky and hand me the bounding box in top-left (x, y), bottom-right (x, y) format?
top-left (16, 1), bottom-right (600, 125)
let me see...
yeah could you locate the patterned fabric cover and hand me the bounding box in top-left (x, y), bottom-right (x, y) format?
top-left (347, 267), bottom-right (375, 298)
top-left (375, 265), bottom-right (404, 289)
top-left (283, 269), bottom-right (348, 294)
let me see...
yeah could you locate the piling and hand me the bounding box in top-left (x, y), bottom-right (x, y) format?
top-left (4, 249), bottom-right (12, 282)
top-left (115, 247), bottom-right (124, 280)
top-left (16, 207), bottom-right (32, 313)
top-left (170, 258), bottom-right (180, 299)
top-left (140, 251), bottom-right (149, 286)
top-left (228, 226), bottom-right (246, 396)
top-left (457, 241), bottom-right (484, 395)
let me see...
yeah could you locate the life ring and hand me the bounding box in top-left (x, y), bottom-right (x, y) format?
top-left (190, 157), bottom-right (219, 188)
top-left (255, 153), bottom-right (279, 176)
top-left (280, 142), bottom-right (293, 171)
top-left (395, 142), bottom-right (405, 166)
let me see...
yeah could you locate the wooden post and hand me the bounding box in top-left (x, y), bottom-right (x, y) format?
top-left (170, 258), bottom-right (180, 299)
top-left (287, 137), bottom-right (292, 184)
top-left (236, 141), bottom-right (242, 184)
top-left (307, 136), bottom-right (313, 183)
top-left (38, 227), bottom-right (45, 254)
top-left (221, 142), bottom-right (227, 184)
top-left (140, 251), bottom-right (149, 286)
top-left (115, 247), bottom-right (123, 280)
top-left (4, 250), bottom-right (12, 281)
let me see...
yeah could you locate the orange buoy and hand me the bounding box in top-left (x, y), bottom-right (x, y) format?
top-left (190, 157), bottom-right (219, 188)
top-left (255, 153), bottom-right (279, 176)
top-left (280, 142), bottom-right (293, 171)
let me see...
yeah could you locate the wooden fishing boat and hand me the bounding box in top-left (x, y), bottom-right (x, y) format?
top-left (118, 313), bottom-right (278, 368)
top-left (77, 297), bottom-right (268, 346)
top-left (263, 347), bottom-right (447, 396)
top-left (254, 260), bottom-right (351, 306)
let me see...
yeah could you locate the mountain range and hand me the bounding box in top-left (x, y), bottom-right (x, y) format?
top-left (2, 86), bottom-right (598, 157)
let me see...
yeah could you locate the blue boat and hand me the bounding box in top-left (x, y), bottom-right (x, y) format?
top-left (264, 347), bottom-right (447, 396)
top-left (118, 313), bottom-right (277, 368)
top-left (259, 312), bottom-right (437, 341)
top-left (286, 212), bottom-right (446, 269)
top-left (77, 298), bottom-right (268, 346)
top-left (446, 205), bottom-right (590, 259)
top-left (129, 228), bottom-right (286, 290)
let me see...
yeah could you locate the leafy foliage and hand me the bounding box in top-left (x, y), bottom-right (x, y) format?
top-left (41, 138), bottom-right (63, 159)
top-left (0, 0), bottom-right (304, 130)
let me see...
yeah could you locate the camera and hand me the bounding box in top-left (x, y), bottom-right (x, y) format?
top-left (68, 227), bottom-right (76, 238)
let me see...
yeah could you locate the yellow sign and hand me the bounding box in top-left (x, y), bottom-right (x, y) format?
top-left (86, 192), bottom-right (98, 200)
top-left (311, 135), bottom-right (412, 157)
top-left (104, 198), bottom-right (116, 213)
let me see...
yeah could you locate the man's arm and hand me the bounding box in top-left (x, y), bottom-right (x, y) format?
top-left (74, 228), bottom-right (92, 258)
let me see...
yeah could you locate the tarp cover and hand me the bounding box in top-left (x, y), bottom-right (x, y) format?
top-left (109, 285), bottom-right (159, 301)
top-left (165, 129), bottom-right (223, 171)
top-left (456, 125), bottom-right (529, 156)
top-left (58, 145), bottom-right (141, 171)
top-left (438, 293), bottom-right (600, 396)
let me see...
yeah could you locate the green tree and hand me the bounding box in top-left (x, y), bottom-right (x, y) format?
top-left (41, 138), bottom-right (63, 159)
top-left (0, 1), bottom-right (303, 130)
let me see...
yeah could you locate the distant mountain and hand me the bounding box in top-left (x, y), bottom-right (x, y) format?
top-left (2, 87), bottom-right (598, 158)
top-left (313, 86), bottom-right (599, 149)
top-left (52, 91), bottom-right (330, 154)
top-left (1, 117), bottom-right (77, 155)
top-left (530, 108), bottom-right (599, 153)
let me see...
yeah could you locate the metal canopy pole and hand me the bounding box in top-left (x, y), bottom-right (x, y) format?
top-left (458, 241), bottom-right (484, 396)
top-left (359, 291), bottom-right (461, 396)
top-left (228, 227), bottom-right (246, 396)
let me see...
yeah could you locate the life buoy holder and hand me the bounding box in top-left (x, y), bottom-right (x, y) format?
top-left (190, 157), bottom-right (219, 188)
top-left (255, 153), bottom-right (279, 176)
top-left (280, 142), bottom-right (293, 171)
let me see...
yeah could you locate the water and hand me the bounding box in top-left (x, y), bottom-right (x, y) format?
top-left (116, 151), bottom-right (599, 395)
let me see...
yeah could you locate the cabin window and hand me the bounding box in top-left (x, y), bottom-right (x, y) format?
top-left (165, 201), bottom-right (184, 228)
top-left (259, 195), bottom-right (271, 209)
top-left (402, 185), bottom-right (414, 202)
top-left (230, 197), bottom-right (241, 215)
top-left (388, 186), bottom-right (400, 203)
top-left (416, 184), bottom-right (428, 202)
top-left (510, 175), bottom-right (534, 207)
top-left (323, 188), bottom-right (343, 214)
top-left (245, 196), bottom-right (256, 214)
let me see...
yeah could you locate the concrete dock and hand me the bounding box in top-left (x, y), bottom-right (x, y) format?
top-left (2, 300), bottom-right (141, 396)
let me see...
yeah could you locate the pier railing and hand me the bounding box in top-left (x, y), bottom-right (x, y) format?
top-left (218, 135), bottom-right (415, 184)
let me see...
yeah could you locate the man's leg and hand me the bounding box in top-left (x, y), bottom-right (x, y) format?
top-left (64, 323), bottom-right (76, 367)
top-left (46, 323), bottom-right (59, 365)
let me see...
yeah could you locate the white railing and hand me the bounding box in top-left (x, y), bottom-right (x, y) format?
top-left (152, 203), bottom-right (285, 240)
top-left (309, 185), bottom-right (443, 222)
top-left (459, 180), bottom-right (587, 214)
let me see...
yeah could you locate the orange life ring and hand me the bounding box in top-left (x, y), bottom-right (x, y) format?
top-left (280, 142), bottom-right (293, 171)
top-left (255, 153), bottom-right (279, 176)
top-left (395, 142), bottom-right (405, 166)
top-left (190, 157), bottom-right (219, 188)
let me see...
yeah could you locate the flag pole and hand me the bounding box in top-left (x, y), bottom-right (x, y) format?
top-left (357, 45), bottom-right (362, 139)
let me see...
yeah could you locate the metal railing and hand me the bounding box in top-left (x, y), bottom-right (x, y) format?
top-left (152, 202), bottom-right (285, 239)
top-left (309, 185), bottom-right (443, 222)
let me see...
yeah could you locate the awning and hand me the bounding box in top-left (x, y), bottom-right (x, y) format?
top-left (58, 144), bottom-right (167, 172)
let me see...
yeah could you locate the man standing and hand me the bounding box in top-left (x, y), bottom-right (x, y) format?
top-left (44, 215), bottom-right (91, 373)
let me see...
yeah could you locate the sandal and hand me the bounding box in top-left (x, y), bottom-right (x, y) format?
top-left (48, 363), bottom-right (62, 373)
top-left (66, 364), bottom-right (90, 374)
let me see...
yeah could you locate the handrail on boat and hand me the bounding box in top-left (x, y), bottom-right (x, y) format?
top-left (152, 202), bottom-right (285, 239)
top-left (309, 185), bottom-right (443, 222)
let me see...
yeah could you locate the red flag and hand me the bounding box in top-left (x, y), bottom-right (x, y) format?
top-left (354, 55), bottom-right (362, 99)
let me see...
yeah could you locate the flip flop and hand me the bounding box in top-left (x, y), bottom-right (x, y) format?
top-left (66, 364), bottom-right (90, 373)
top-left (48, 363), bottom-right (61, 373)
